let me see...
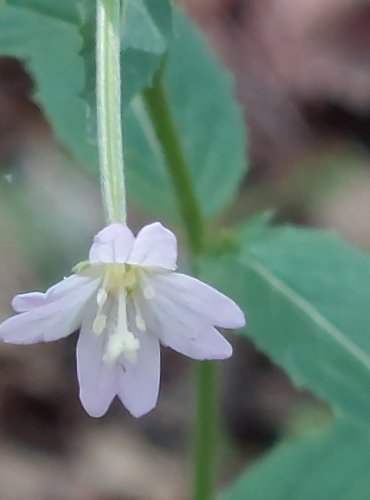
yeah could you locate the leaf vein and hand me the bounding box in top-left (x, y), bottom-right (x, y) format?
top-left (247, 257), bottom-right (370, 371)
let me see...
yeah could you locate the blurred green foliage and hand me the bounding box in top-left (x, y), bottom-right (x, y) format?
top-left (1, 1), bottom-right (370, 499)
top-left (222, 419), bottom-right (370, 500)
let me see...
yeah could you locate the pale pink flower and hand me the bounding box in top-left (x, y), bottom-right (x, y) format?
top-left (0, 223), bottom-right (245, 417)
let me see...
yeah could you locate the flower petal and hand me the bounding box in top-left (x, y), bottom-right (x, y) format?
top-left (11, 274), bottom-right (92, 312)
top-left (140, 292), bottom-right (232, 360)
top-left (12, 292), bottom-right (46, 312)
top-left (45, 274), bottom-right (95, 300)
top-left (76, 304), bottom-right (117, 418)
top-left (151, 273), bottom-right (246, 329)
top-left (127, 222), bottom-right (177, 270)
top-left (0, 275), bottom-right (98, 344)
top-left (117, 330), bottom-right (160, 417)
top-left (89, 223), bottom-right (135, 264)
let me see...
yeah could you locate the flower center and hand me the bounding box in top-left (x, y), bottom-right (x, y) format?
top-left (90, 264), bottom-right (152, 365)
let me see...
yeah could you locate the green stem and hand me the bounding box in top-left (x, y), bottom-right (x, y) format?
top-left (194, 361), bottom-right (219, 500)
top-left (143, 67), bottom-right (204, 256)
top-left (143, 67), bottom-right (219, 500)
top-left (96, 0), bottom-right (126, 223)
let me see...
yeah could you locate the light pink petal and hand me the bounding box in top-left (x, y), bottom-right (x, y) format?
top-left (89, 223), bottom-right (135, 264)
top-left (45, 274), bottom-right (94, 300)
top-left (117, 330), bottom-right (160, 417)
top-left (12, 292), bottom-right (46, 312)
top-left (76, 305), bottom-right (117, 418)
top-left (11, 274), bottom-right (91, 312)
top-left (151, 273), bottom-right (245, 329)
top-left (0, 275), bottom-right (98, 344)
top-left (127, 222), bottom-right (177, 270)
top-left (140, 292), bottom-right (232, 360)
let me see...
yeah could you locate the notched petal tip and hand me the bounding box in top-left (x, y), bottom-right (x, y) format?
top-left (124, 400), bottom-right (157, 418)
top-left (89, 223), bottom-right (135, 264)
top-left (127, 221), bottom-right (178, 270)
top-left (79, 388), bottom-right (112, 418)
top-left (93, 223), bottom-right (130, 242)
top-left (11, 292), bottom-right (46, 313)
top-left (0, 275), bottom-right (97, 345)
top-left (117, 334), bottom-right (160, 418)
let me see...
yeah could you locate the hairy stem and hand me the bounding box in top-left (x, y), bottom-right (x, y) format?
top-left (96, 0), bottom-right (126, 223)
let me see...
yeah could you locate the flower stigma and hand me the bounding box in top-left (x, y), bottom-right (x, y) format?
top-left (81, 263), bottom-right (151, 365)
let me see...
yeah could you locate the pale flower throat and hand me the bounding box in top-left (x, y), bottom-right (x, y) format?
top-left (81, 263), bottom-right (154, 365)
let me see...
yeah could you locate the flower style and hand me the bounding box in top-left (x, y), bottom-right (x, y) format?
top-left (0, 223), bottom-right (245, 417)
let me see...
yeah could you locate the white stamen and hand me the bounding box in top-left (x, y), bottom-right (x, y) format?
top-left (143, 284), bottom-right (155, 300)
top-left (97, 288), bottom-right (108, 307)
top-left (133, 297), bottom-right (146, 332)
top-left (104, 331), bottom-right (140, 364)
top-left (103, 335), bottom-right (123, 364)
top-left (93, 269), bottom-right (111, 335)
top-left (103, 290), bottom-right (140, 364)
top-left (123, 335), bottom-right (140, 363)
top-left (122, 269), bottom-right (137, 288)
top-left (135, 315), bottom-right (146, 332)
top-left (124, 332), bottom-right (140, 352)
top-left (93, 314), bottom-right (107, 335)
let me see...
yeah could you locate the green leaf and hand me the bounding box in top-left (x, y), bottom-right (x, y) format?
top-left (121, 50), bottom-right (160, 109)
top-left (0, 0), bottom-right (171, 170)
top-left (125, 10), bottom-right (247, 220)
top-left (122, 0), bottom-right (166, 53)
top-left (222, 420), bottom-right (370, 500)
top-left (143, 0), bottom-right (173, 41)
top-left (0, 1), bottom-right (96, 167)
top-left (202, 225), bottom-right (370, 424)
top-left (5, 0), bottom-right (80, 24)
top-left (124, 98), bottom-right (175, 215)
top-left (121, 0), bottom-right (171, 102)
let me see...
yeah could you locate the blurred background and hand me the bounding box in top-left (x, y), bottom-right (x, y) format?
top-left (0, 0), bottom-right (369, 498)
